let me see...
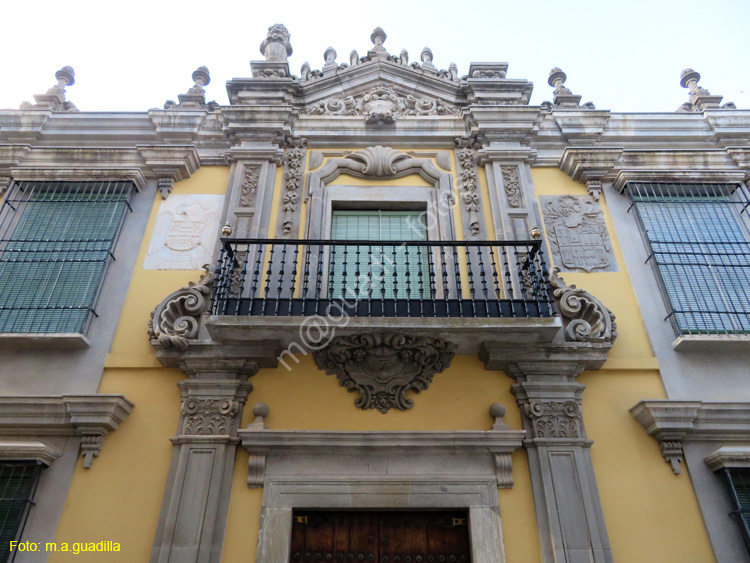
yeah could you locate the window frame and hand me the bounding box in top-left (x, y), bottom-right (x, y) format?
top-left (0, 180), bottom-right (134, 336)
top-left (0, 461), bottom-right (43, 563)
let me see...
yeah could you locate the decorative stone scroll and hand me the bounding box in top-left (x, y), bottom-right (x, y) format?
top-left (550, 267), bottom-right (617, 344)
top-left (313, 333), bottom-right (455, 413)
top-left (541, 195), bottom-right (616, 272)
top-left (148, 265), bottom-right (213, 350)
top-left (301, 85), bottom-right (459, 123)
top-left (524, 400), bottom-right (582, 439)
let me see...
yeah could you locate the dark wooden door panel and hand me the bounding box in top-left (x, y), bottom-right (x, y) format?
top-left (290, 511), bottom-right (471, 562)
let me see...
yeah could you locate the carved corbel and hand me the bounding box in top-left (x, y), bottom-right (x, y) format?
top-left (313, 333), bottom-right (455, 413)
top-left (148, 265), bottom-right (214, 350)
top-left (550, 268), bottom-right (617, 343)
top-left (63, 395), bottom-right (134, 468)
top-left (586, 179), bottom-right (602, 201)
top-left (244, 403), bottom-right (270, 487)
top-left (158, 178), bottom-right (174, 200)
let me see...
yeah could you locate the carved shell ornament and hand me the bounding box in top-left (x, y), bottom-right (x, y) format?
top-left (550, 267), bottom-right (617, 343)
top-left (313, 332), bottom-right (455, 413)
top-left (148, 265), bottom-right (214, 350)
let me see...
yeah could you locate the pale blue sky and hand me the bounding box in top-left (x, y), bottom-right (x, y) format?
top-left (2, 0), bottom-right (748, 113)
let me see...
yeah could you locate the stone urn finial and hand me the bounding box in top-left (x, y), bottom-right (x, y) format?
top-left (260, 23), bottom-right (292, 61)
top-left (370, 27), bottom-right (387, 50)
top-left (192, 66), bottom-right (210, 87)
top-left (55, 66), bottom-right (75, 87)
top-left (680, 68), bottom-right (701, 90)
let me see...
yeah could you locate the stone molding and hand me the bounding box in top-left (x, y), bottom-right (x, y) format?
top-left (312, 333), bottom-right (455, 413)
top-left (148, 265), bottom-right (214, 350)
top-left (0, 441), bottom-right (61, 466)
top-left (631, 400), bottom-right (750, 474)
top-left (0, 395), bottom-right (133, 468)
top-left (560, 147), bottom-right (747, 191)
top-left (239, 429), bottom-right (526, 490)
top-left (704, 446), bottom-right (750, 472)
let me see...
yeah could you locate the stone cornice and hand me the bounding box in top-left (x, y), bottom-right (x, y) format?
top-left (631, 400), bottom-right (750, 474)
top-left (560, 147), bottom-right (748, 190)
top-left (704, 446), bottom-right (750, 471)
top-left (0, 441), bottom-right (61, 466)
top-left (0, 395), bottom-right (133, 468)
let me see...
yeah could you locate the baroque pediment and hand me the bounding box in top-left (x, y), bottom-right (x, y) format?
top-left (301, 84), bottom-right (460, 123)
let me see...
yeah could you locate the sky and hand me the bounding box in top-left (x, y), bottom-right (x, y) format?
top-left (1, 0), bottom-right (749, 114)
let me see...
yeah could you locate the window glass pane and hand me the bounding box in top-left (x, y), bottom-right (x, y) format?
top-left (330, 210), bottom-right (428, 299)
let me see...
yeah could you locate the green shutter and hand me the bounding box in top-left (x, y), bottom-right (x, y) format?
top-left (0, 182), bottom-right (130, 333)
top-left (330, 210), bottom-right (429, 299)
top-left (0, 463), bottom-right (41, 563)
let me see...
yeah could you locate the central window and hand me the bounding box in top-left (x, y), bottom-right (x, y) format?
top-left (330, 210), bottom-right (429, 300)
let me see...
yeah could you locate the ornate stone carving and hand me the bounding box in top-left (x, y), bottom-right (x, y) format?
top-left (546, 67), bottom-right (595, 109)
top-left (148, 265), bottom-right (213, 350)
top-left (541, 195), bottom-right (616, 272)
top-left (181, 398), bottom-right (240, 435)
top-left (260, 23), bottom-right (292, 61)
top-left (524, 400), bottom-right (582, 439)
top-left (456, 144), bottom-right (481, 235)
top-left (550, 267), bottom-right (617, 344)
top-left (20, 66), bottom-right (79, 112)
top-left (163, 66), bottom-right (217, 111)
top-left (677, 68), bottom-right (735, 112)
top-left (252, 67), bottom-right (289, 79)
top-left (313, 333), bottom-right (455, 413)
top-left (659, 440), bottom-right (684, 474)
top-left (500, 166), bottom-right (521, 207)
top-left (281, 137), bottom-right (307, 235)
top-left (144, 194), bottom-right (223, 270)
top-left (240, 166), bottom-right (261, 207)
top-left (301, 85), bottom-right (459, 121)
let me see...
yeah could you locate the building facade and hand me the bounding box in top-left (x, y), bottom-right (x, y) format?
top-left (0, 23), bottom-right (748, 563)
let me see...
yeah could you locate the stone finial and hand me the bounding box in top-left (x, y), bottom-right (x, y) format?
top-left (350, 50), bottom-right (360, 66)
top-left (20, 66), bottom-right (79, 112)
top-left (420, 47), bottom-right (437, 73)
top-left (399, 49), bottom-right (409, 65)
top-left (322, 46), bottom-right (338, 74)
top-left (547, 67), bottom-right (592, 108)
top-left (163, 66), bottom-right (215, 110)
top-left (677, 68), bottom-right (734, 112)
top-left (300, 62), bottom-right (311, 81)
top-left (448, 62), bottom-right (458, 81)
top-left (490, 403), bottom-right (510, 430)
top-left (260, 23), bottom-right (292, 61)
top-left (370, 27), bottom-right (387, 50)
top-left (248, 402), bottom-right (269, 429)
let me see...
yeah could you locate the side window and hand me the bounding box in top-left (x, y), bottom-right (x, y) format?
top-left (723, 467), bottom-right (750, 557)
top-left (628, 182), bottom-right (750, 335)
top-left (0, 462), bottom-right (42, 563)
top-left (0, 181), bottom-right (133, 334)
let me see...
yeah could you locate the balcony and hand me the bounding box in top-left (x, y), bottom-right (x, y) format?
top-left (211, 238), bottom-right (555, 319)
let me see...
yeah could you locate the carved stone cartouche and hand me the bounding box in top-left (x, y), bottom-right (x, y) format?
top-left (313, 333), bottom-right (455, 413)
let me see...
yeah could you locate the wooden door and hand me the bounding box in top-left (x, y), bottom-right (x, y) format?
top-left (290, 510), bottom-right (471, 562)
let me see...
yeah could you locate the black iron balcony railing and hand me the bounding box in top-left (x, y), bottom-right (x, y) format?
top-left (211, 239), bottom-right (555, 319)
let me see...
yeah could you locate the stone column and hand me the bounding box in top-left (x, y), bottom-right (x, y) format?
top-left (150, 369), bottom-right (253, 563)
top-left (507, 360), bottom-right (612, 563)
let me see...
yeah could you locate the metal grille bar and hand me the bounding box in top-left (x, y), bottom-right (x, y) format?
top-left (0, 181), bottom-right (133, 334)
top-left (724, 468), bottom-right (750, 558)
top-left (211, 238), bottom-right (555, 319)
top-left (0, 462), bottom-right (42, 563)
top-left (628, 182), bottom-right (750, 336)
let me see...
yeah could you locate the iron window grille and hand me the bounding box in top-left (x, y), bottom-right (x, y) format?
top-left (0, 181), bottom-right (134, 334)
top-left (723, 467), bottom-right (750, 557)
top-left (0, 462), bottom-right (42, 563)
top-left (627, 182), bottom-right (750, 336)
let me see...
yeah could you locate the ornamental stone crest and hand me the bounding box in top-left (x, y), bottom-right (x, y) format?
top-left (313, 333), bottom-right (455, 413)
top-left (540, 195), bottom-right (617, 272)
top-left (301, 85), bottom-right (459, 124)
top-left (524, 400), bottom-right (582, 439)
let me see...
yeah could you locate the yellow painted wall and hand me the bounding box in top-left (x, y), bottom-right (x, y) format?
top-left (51, 162), bottom-right (713, 562)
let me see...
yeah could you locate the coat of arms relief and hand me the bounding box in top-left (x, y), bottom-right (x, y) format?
top-left (144, 195), bottom-right (224, 270)
top-left (540, 195), bottom-right (618, 273)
